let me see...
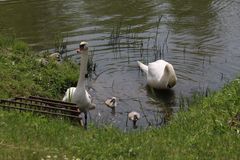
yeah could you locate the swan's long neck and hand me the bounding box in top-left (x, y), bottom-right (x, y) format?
top-left (77, 51), bottom-right (88, 89)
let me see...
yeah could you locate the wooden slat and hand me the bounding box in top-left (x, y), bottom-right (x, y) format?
top-left (27, 96), bottom-right (95, 110)
top-left (0, 104), bottom-right (82, 120)
top-left (29, 96), bottom-right (76, 105)
top-left (15, 97), bottom-right (79, 109)
top-left (0, 96), bottom-right (92, 125)
top-left (0, 99), bottom-right (79, 114)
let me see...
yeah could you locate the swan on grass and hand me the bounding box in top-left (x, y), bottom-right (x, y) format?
top-left (62, 41), bottom-right (95, 128)
top-left (137, 60), bottom-right (177, 89)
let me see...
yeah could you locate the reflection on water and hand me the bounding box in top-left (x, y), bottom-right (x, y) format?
top-left (1, 0), bottom-right (240, 129)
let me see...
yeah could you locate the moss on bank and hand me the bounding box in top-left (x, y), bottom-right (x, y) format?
top-left (0, 36), bottom-right (239, 159)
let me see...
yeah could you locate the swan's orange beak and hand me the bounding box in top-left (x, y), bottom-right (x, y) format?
top-left (76, 47), bottom-right (85, 54)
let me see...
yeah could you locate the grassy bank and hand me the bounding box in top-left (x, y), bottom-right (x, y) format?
top-left (0, 37), bottom-right (240, 159)
top-left (0, 36), bottom-right (78, 99)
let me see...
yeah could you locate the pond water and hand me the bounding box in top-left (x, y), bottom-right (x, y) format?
top-left (1, 0), bottom-right (240, 129)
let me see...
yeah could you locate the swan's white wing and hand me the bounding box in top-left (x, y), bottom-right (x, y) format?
top-left (148, 60), bottom-right (167, 81)
top-left (86, 90), bottom-right (92, 102)
top-left (62, 87), bottom-right (76, 102)
top-left (85, 90), bottom-right (96, 109)
top-left (147, 60), bottom-right (170, 88)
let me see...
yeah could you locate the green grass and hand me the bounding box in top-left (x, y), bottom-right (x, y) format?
top-left (0, 36), bottom-right (79, 99)
top-left (0, 36), bottom-right (240, 159)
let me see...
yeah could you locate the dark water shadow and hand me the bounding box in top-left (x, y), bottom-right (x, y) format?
top-left (145, 85), bottom-right (176, 107)
top-left (138, 85), bottom-right (177, 126)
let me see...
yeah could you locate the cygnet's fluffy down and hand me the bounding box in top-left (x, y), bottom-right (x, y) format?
top-left (105, 97), bottom-right (117, 108)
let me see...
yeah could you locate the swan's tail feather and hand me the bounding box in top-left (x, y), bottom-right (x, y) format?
top-left (137, 61), bottom-right (148, 74)
top-left (62, 87), bottom-right (76, 102)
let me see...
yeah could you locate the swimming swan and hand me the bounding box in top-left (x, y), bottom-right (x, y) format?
top-left (105, 97), bottom-right (117, 109)
top-left (137, 60), bottom-right (177, 89)
top-left (127, 111), bottom-right (140, 128)
top-left (62, 41), bottom-right (95, 128)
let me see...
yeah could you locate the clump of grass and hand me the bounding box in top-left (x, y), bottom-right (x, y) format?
top-left (54, 33), bottom-right (67, 54)
top-left (0, 35), bottom-right (78, 99)
top-left (0, 36), bottom-right (15, 48)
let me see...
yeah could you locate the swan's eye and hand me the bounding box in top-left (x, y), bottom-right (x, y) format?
top-left (110, 99), bottom-right (115, 104)
top-left (80, 44), bottom-right (85, 49)
top-left (134, 115), bottom-right (138, 121)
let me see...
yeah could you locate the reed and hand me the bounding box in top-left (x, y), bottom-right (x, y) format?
top-left (108, 17), bottom-right (170, 65)
top-left (54, 33), bottom-right (67, 54)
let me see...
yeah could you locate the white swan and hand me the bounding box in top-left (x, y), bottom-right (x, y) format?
top-left (127, 111), bottom-right (140, 128)
top-left (137, 60), bottom-right (177, 89)
top-left (105, 97), bottom-right (117, 109)
top-left (62, 41), bottom-right (95, 128)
